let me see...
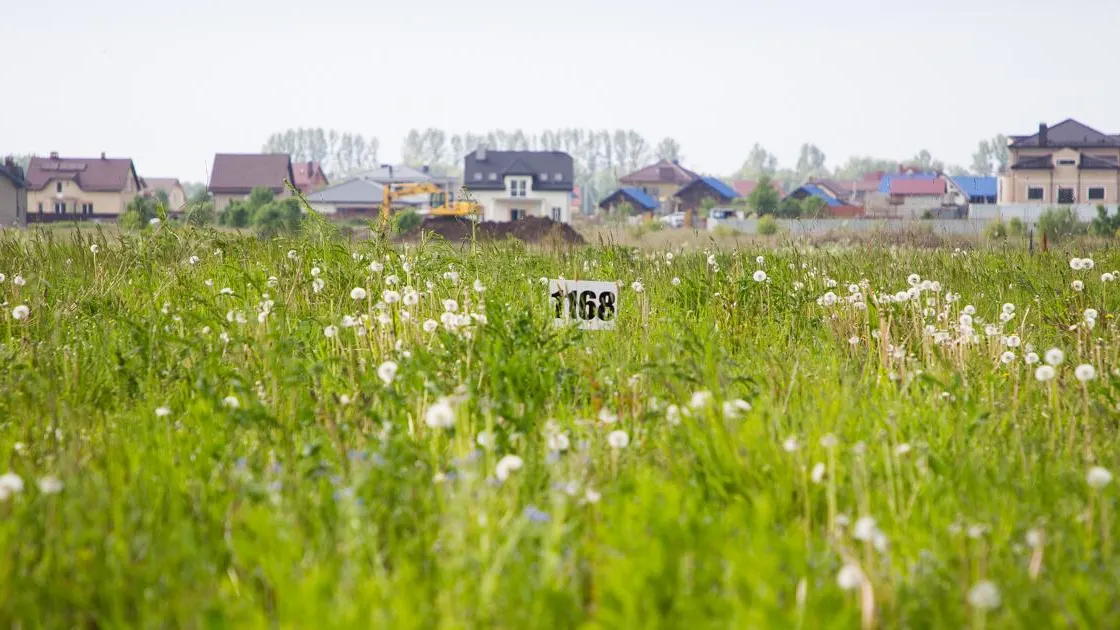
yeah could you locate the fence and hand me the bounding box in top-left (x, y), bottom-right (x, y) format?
top-left (969, 204), bottom-right (1118, 223)
top-left (707, 217), bottom-right (991, 236)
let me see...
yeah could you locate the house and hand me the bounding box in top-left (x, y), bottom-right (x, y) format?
top-left (354, 164), bottom-right (458, 189)
top-left (306, 179), bottom-right (387, 218)
top-left (786, 184), bottom-right (863, 218)
top-left (950, 176), bottom-right (997, 205)
top-left (0, 157), bottom-right (28, 227)
top-left (598, 187), bottom-right (660, 215)
top-left (25, 152), bottom-right (143, 220)
top-left (571, 185), bottom-right (583, 216)
top-left (291, 161), bottom-right (329, 194)
top-left (731, 179), bottom-right (783, 199)
top-left (998, 119), bottom-right (1120, 205)
top-left (618, 159), bottom-right (698, 212)
top-left (462, 149), bottom-right (574, 223)
top-left (809, 177), bottom-right (880, 206)
top-left (674, 177), bottom-right (739, 214)
top-left (143, 177), bottom-right (187, 210)
top-left (208, 153), bottom-right (294, 213)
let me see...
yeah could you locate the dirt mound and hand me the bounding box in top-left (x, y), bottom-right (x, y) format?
top-left (401, 216), bottom-right (585, 245)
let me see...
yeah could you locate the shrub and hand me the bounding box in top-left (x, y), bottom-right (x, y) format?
top-left (985, 221), bottom-right (1007, 241)
top-left (1007, 217), bottom-right (1026, 237)
top-left (184, 201), bottom-right (215, 226)
top-left (1090, 204), bottom-right (1120, 238)
top-left (220, 201), bottom-right (252, 228)
top-left (1038, 207), bottom-right (1084, 242)
top-left (252, 198), bottom-right (302, 238)
top-left (757, 215), bottom-right (779, 236)
top-left (393, 209), bottom-right (423, 234)
top-left (118, 196), bottom-right (160, 230)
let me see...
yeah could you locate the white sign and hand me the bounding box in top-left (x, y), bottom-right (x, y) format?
top-left (548, 279), bottom-right (618, 330)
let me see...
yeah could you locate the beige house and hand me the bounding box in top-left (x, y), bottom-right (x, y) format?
top-left (25, 153), bottom-right (143, 218)
top-left (208, 154), bottom-right (294, 212)
top-left (143, 177), bottom-right (187, 210)
top-left (618, 159), bottom-right (698, 213)
top-left (999, 120), bottom-right (1120, 204)
top-left (0, 158), bottom-right (28, 227)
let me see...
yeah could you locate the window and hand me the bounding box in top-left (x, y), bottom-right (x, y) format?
top-left (487, 173), bottom-right (497, 181)
top-left (510, 179), bottom-right (526, 197)
top-left (1026, 186), bottom-right (1044, 201)
top-left (554, 172), bottom-right (562, 181)
top-left (55, 182), bottom-right (63, 194)
top-left (54, 201), bottom-right (66, 214)
top-left (1088, 187), bottom-right (1106, 201)
top-left (37, 202), bottom-right (43, 213)
top-left (540, 173), bottom-right (549, 182)
top-left (81, 202), bottom-right (94, 214)
top-left (1057, 187), bottom-right (1075, 204)
top-left (510, 209), bottom-right (525, 221)
top-left (473, 172), bottom-right (482, 181)
top-left (1057, 158), bottom-right (1077, 166)
top-left (551, 207), bottom-right (562, 221)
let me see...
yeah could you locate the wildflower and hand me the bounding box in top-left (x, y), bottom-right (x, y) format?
top-left (820, 433), bottom-right (839, 449)
top-left (907, 273), bottom-right (921, 286)
top-left (1025, 352), bottom-right (1039, 364)
top-left (339, 394), bottom-right (352, 406)
top-left (350, 287), bottom-right (368, 301)
top-left (385, 274), bottom-right (400, 286)
top-left (1044, 348), bottom-right (1065, 366)
top-left (188, 255), bottom-right (200, 265)
top-left (1072, 280), bottom-right (1084, 292)
top-left (0, 274), bottom-right (4, 282)
top-left (631, 280), bottom-right (644, 292)
top-left (37, 476), bottom-right (63, 494)
top-left (1005, 334), bottom-right (1021, 348)
top-left (287, 249), bottom-right (297, 259)
top-left (222, 396), bottom-right (240, 409)
top-left (1101, 272), bottom-right (1115, 282)
top-left (666, 404), bottom-right (682, 425)
top-left (89, 243), bottom-right (101, 255)
top-left (671, 277), bottom-right (681, 286)
top-left (310, 267), bottom-right (321, 277)
top-left (423, 319), bottom-right (439, 333)
top-left (0, 472), bottom-right (24, 499)
top-left (598, 408), bottom-right (618, 424)
top-left (836, 564), bottom-right (864, 591)
top-left (476, 431), bottom-right (494, 449)
top-left (967, 581), bottom-right (1001, 610)
top-left (11, 305), bottom-right (29, 320)
top-left (607, 430), bottom-right (630, 449)
top-left (1075, 364), bottom-right (1096, 382)
top-left (524, 505), bottom-right (550, 522)
top-left (1083, 258), bottom-right (1096, 270)
top-left (1070, 258), bottom-right (1085, 270)
top-left (1034, 365), bottom-right (1055, 382)
top-left (811, 462), bottom-right (826, 484)
top-left (753, 270), bottom-right (768, 283)
top-left (998, 351), bottom-right (1016, 365)
top-left (495, 454), bottom-right (524, 481)
top-left (756, 255), bottom-right (765, 265)
top-left (1088, 466), bottom-right (1113, 489)
top-left (689, 390), bottom-right (713, 409)
top-left (1025, 529), bottom-right (1044, 549)
top-left (853, 516), bottom-right (876, 541)
top-left (584, 487), bottom-right (602, 503)
top-left (155, 406), bottom-right (171, 417)
top-left (547, 432), bottom-right (570, 452)
top-left (894, 443), bottom-right (912, 456)
top-left (369, 261), bottom-right (384, 273)
top-left (963, 304), bottom-right (976, 315)
top-left (848, 336), bottom-right (860, 346)
top-left (722, 399), bottom-right (751, 419)
top-left (442, 299), bottom-right (458, 313)
top-left (445, 271), bottom-right (461, 285)
top-left (471, 278), bottom-right (486, 293)
top-left (424, 398), bottom-right (455, 429)
top-left (149, 217), bottom-right (161, 227)
top-left (324, 325), bottom-right (339, 338)
top-left (782, 436), bottom-right (799, 452)
top-left (380, 289), bottom-right (401, 305)
top-left (377, 360), bottom-right (398, 385)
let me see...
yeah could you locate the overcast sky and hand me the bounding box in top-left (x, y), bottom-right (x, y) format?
top-left (2, 0), bottom-right (1118, 183)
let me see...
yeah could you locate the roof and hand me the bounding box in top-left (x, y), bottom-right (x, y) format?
top-left (675, 176), bottom-right (739, 200)
top-left (307, 178), bottom-right (385, 204)
top-left (292, 161), bottom-right (329, 188)
top-left (810, 178), bottom-right (879, 197)
top-left (619, 159), bottom-right (697, 185)
top-left (143, 177), bottom-right (182, 193)
top-left (25, 156), bottom-right (140, 192)
top-left (789, 184), bottom-right (846, 207)
top-left (209, 154), bottom-right (294, 194)
top-left (878, 173), bottom-right (937, 194)
top-left (1010, 154), bottom-right (1053, 170)
top-left (1010, 119), bottom-right (1120, 149)
top-left (352, 164), bottom-right (434, 184)
top-left (731, 179), bottom-right (782, 197)
top-left (599, 187), bottom-right (659, 211)
top-left (0, 163), bottom-right (26, 189)
top-left (463, 150), bottom-right (574, 191)
top-left (889, 177), bottom-right (945, 195)
top-left (1079, 154), bottom-right (1120, 170)
top-left (950, 176), bottom-right (997, 198)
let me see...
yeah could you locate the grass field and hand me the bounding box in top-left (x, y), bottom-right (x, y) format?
top-left (1, 222), bottom-right (1118, 628)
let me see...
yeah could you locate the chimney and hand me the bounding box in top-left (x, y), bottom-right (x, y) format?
top-left (422, 165), bottom-right (430, 174)
top-left (477, 147), bottom-right (487, 161)
top-left (1038, 122), bottom-right (1048, 147)
top-left (100, 152), bottom-right (107, 160)
top-left (49, 151), bottom-right (59, 160)
top-left (3, 156), bottom-right (12, 168)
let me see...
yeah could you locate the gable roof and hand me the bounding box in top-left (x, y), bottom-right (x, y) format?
top-left (676, 176), bottom-right (739, 200)
top-left (463, 150), bottom-right (574, 191)
top-left (810, 178), bottom-right (879, 197)
top-left (143, 177), bottom-right (183, 193)
top-left (292, 161), bottom-right (329, 188)
top-left (354, 164), bottom-right (431, 183)
top-left (1079, 154), bottom-right (1120, 170)
top-left (619, 159), bottom-right (698, 185)
top-left (878, 172), bottom-right (937, 193)
top-left (731, 179), bottom-right (782, 197)
top-left (25, 155), bottom-right (141, 192)
top-left (788, 184), bottom-right (846, 207)
top-left (1010, 119), bottom-right (1120, 148)
top-left (889, 177), bottom-right (945, 195)
top-left (0, 163), bottom-right (26, 189)
top-left (950, 176), bottom-right (997, 198)
top-left (1010, 154), bottom-right (1053, 170)
top-left (600, 187), bottom-right (659, 211)
top-left (307, 178), bottom-right (385, 204)
top-left (209, 153), bottom-right (294, 194)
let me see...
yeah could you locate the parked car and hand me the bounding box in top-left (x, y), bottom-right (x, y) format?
top-left (660, 212), bottom-right (686, 228)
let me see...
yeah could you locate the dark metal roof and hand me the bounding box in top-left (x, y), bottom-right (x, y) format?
top-left (1010, 154), bottom-right (1053, 170)
top-left (619, 159), bottom-right (697, 185)
top-left (463, 150), bottom-right (574, 191)
top-left (599, 187), bottom-right (659, 211)
top-left (1079, 154), bottom-right (1120, 170)
top-left (675, 176), bottom-right (739, 200)
top-left (1010, 119), bottom-right (1120, 148)
top-left (0, 163), bottom-right (26, 189)
top-left (209, 153), bottom-right (294, 194)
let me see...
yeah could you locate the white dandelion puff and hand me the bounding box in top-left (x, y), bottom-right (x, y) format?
top-left (11, 305), bottom-right (29, 320)
top-left (607, 430), bottom-right (630, 449)
top-left (836, 564), bottom-right (864, 590)
top-left (967, 581), bottom-right (1001, 610)
top-left (1075, 364), bottom-right (1096, 382)
top-left (424, 398), bottom-right (455, 429)
top-left (1088, 466), bottom-right (1113, 489)
top-left (495, 454), bottom-right (524, 481)
top-left (350, 287), bottom-right (368, 300)
top-left (377, 360), bottom-right (398, 385)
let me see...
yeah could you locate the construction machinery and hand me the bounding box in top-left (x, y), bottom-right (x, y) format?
top-left (379, 182), bottom-right (481, 225)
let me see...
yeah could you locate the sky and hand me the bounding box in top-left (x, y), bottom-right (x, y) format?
top-left (3, 0), bottom-right (1120, 183)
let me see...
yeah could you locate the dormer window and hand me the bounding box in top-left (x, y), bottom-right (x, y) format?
top-left (488, 173), bottom-right (497, 181)
top-left (473, 172), bottom-right (483, 181)
top-left (540, 173), bottom-right (549, 182)
top-left (55, 182), bottom-right (63, 193)
top-left (510, 179), bottom-right (527, 197)
top-left (1057, 158), bottom-right (1077, 166)
top-left (554, 173), bottom-right (562, 181)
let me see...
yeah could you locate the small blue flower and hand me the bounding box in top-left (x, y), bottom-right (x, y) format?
top-left (524, 505), bottom-right (551, 523)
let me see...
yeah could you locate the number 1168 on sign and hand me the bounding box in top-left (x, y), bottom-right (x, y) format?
top-left (548, 279), bottom-right (618, 330)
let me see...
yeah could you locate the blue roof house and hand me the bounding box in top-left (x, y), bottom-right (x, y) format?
top-left (674, 176), bottom-right (740, 214)
top-left (599, 187), bottom-right (660, 214)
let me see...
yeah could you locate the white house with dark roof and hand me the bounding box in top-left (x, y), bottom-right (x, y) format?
top-left (463, 149), bottom-right (574, 223)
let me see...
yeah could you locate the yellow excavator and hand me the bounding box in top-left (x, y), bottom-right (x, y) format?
top-left (379, 181), bottom-right (481, 225)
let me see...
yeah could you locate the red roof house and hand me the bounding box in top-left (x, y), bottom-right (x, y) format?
top-left (731, 179), bottom-right (783, 197)
top-left (291, 161), bottom-right (329, 194)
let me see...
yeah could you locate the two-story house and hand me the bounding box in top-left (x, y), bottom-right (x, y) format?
top-left (463, 149), bottom-right (574, 223)
top-left (0, 157), bottom-right (28, 227)
top-left (143, 177), bottom-right (187, 210)
top-left (208, 153), bottom-right (295, 212)
top-left (999, 119), bottom-right (1120, 205)
top-left (618, 159), bottom-right (698, 213)
top-left (25, 152), bottom-right (144, 219)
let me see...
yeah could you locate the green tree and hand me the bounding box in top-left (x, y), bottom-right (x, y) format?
top-left (970, 140), bottom-right (993, 176)
top-left (794, 143), bottom-right (828, 181)
top-left (220, 201), bottom-right (251, 228)
top-left (1090, 205), bottom-right (1120, 237)
top-left (746, 175), bottom-right (780, 216)
top-left (1038, 207), bottom-right (1084, 242)
top-left (118, 196), bottom-right (160, 230)
top-left (252, 198), bottom-right (302, 238)
top-left (655, 137), bottom-right (682, 161)
top-left (733, 143), bottom-right (779, 179)
top-left (393, 209), bottom-right (423, 234)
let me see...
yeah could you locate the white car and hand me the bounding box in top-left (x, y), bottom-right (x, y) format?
top-left (660, 212), bottom-right (686, 228)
